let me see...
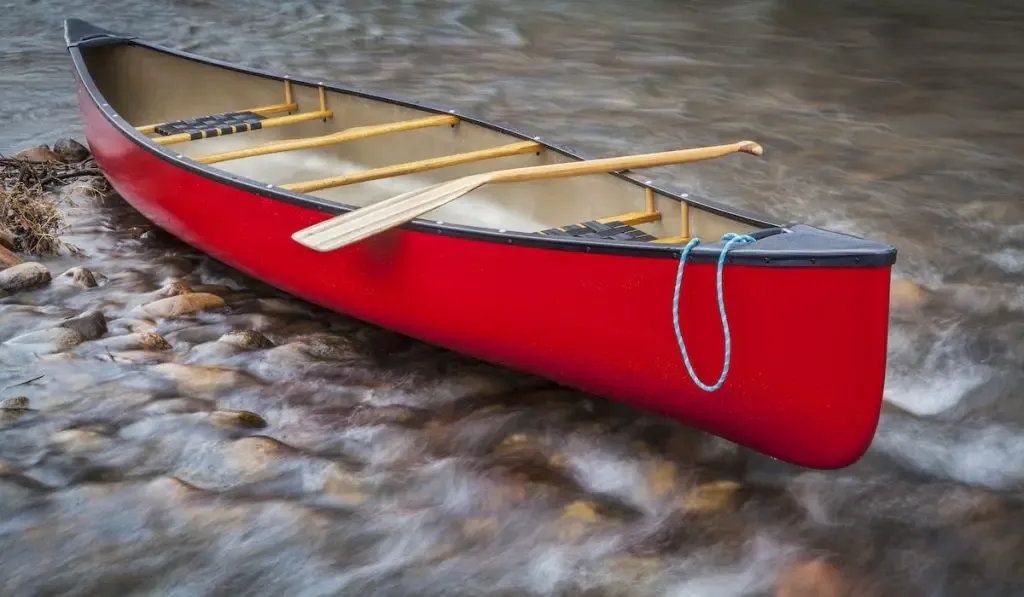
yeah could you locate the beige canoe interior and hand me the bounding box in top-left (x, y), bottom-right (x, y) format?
top-left (82, 43), bottom-right (763, 243)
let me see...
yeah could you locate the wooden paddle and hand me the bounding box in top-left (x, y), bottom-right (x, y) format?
top-left (291, 140), bottom-right (763, 252)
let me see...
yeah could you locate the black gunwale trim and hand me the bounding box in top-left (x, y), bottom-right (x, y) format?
top-left (62, 18), bottom-right (897, 268)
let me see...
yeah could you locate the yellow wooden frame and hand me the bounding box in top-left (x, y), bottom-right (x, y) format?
top-left (283, 141), bottom-right (542, 194)
top-left (195, 114), bottom-right (459, 164)
top-left (137, 80), bottom-right (333, 146)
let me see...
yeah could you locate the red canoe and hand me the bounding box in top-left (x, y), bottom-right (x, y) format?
top-left (64, 19), bottom-right (896, 469)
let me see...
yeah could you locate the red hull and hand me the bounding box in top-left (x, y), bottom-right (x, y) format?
top-left (70, 59), bottom-right (892, 471)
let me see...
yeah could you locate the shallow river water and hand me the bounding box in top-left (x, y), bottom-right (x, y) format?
top-left (2, 0), bottom-right (1024, 595)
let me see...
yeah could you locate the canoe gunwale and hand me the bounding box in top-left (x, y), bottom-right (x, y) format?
top-left (63, 18), bottom-right (897, 269)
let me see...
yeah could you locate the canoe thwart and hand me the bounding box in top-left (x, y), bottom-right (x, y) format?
top-left (596, 210), bottom-right (661, 226)
top-left (282, 140), bottom-right (541, 194)
top-left (196, 114), bottom-right (459, 165)
top-left (290, 140), bottom-right (763, 252)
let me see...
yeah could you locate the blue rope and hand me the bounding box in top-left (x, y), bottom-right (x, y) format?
top-left (671, 232), bottom-right (756, 392)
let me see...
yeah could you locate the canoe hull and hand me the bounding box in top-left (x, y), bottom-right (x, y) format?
top-left (71, 75), bottom-right (892, 471)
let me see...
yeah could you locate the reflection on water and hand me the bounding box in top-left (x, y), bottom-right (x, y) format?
top-left (2, 0), bottom-right (1024, 594)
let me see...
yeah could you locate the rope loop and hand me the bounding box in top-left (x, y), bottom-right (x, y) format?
top-left (671, 232), bottom-right (756, 392)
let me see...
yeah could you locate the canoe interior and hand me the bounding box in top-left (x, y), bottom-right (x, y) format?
top-left (81, 43), bottom-right (764, 240)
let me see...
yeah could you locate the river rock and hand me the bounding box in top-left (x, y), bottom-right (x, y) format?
top-left (58, 266), bottom-right (98, 289)
top-left (0, 262), bottom-right (51, 292)
top-left (6, 327), bottom-right (85, 351)
top-left (139, 292), bottom-right (226, 318)
top-left (153, 363), bottom-right (248, 394)
top-left (678, 480), bottom-right (742, 513)
top-left (218, 330), bottom-right (274, 349)
top-left (890, 278), bottom-right (928, 312)
top-left (322, 462), bottom-right (368, 505)
top-left (208, 409), bottom-right (268, 429)
top-left (775, 559), bottom-right (853, 597)
top-left (98, 332), bottom-right (171, 352)
top-left (11, 145), bottom-right (58, 163)
top-left (52, 138), bottom-right (90, 163)
top-left (0, 245), bottom-right (22, 269)
top-left (1, 397), bottom-right (29, 410)
top-left (223, 436), bottom-right (292, 473)
top-left (349, 405), bottom-right (421, 427)
top-left (156, 281), bottom-right (193, 297)
top-left (51, 428), bottom-right (109, 454)
top-left (59, 310), bottom-right (107, 341)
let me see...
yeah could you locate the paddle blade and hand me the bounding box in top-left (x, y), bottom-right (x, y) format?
top-left (291, 175), bottom-right (489, 252)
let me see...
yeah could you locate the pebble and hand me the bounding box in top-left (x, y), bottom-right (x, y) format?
top-left (890, 278), bottom-right (928, 312)
top-left (348, 405), bottom-right (421, 427)
top-left (678, 480), bottom-right (742, 513)
top-left (10, 145), bottom-right (58, 162)
top-left (59, 310), bottom-right (107, 341)
top-left (0, 262), bottom-right (51, 292)
top-left (153, 363), bottom-right (250, 395)
top-left (774, 559), bottom-right (853, 597)
top-left (223, 436), bottom-right (293, 473)
top-left (208, 409), bottom-right (268, 429)
top-left (1, 396), bottom-right (29, 410)
top-left (138, 293), bottom-right (226, 318)
top-left (218, 330), bottom-right (274, 349)
top-left (6, 327), bottom-right (85, 352)
top-left (322, 463), bottom-right (368, 505)
top-left (51, 429), bottom-right (109, 454)
top-left (97, 331), bottom-right (171, 352)
top-left (57, 266), bottom-right (98, 289)
top-left (52, 138), bottom-right (91, 163)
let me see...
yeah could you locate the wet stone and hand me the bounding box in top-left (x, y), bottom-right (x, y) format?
top-left (0, 262), bottom-right (51, 293)
top-left (2, 396), bottom-right (29, 410)
top-left (678, 480), bottom-right (742, 514)
top-left (208, 409), bottom-right (268, 429)
top-left (294, 334), bottom-right (362, 361)
top-left (51, 428), bottom-right (109, 454)
top-left (10, 144), bottom-right (58, 162)
top-left (152, 363), bottom-right (249, 394)
top-left (59, 309), bottom-right (107, 341)
top-left (775, 559), bottom-right (853, 597)
top-left (223, 436), bottom-right (293, 473)
top-left (6, 327), bottom-right (85, 352)
top-left (52, 138), bottom-right (91, 163)
top-left (348, 405), bottom-right (422, 427)
top-left (57, 266), bottom-right (98, 289)
top-left (138, 292), bottom-right (226, 318)
top-left (218, 330), bottom-right (274, 350)
top-left (98, 331), bottom-right (171, 352)
top-left (140, 397), bottom-right (212, 415)
top-left (156, 281), bottom-right (194, 297)
top-left (890, 278), bottom-right (928, 312)
top-left (322, 462), bottom-right (368, 505)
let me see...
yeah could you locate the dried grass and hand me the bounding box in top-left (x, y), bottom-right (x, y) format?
top-left (0, 156), bottom-right (107, 256)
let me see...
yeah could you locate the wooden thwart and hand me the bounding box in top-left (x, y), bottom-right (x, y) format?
top-left (153, 109), bottom-right (333, 146)
top-left (135, 102), bottom-right (297, 135)
top-left (596, 211), bottom-right (661, 226)
top-left (196, 114), bottom-right (459, 165)
top-left (291, 140), bottom-right (763, 252)
top-left (282, 140), bottom-right (541, 194)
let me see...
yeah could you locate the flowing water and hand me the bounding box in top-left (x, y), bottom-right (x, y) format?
top-left (2, 0), bottom-right (1024, 595)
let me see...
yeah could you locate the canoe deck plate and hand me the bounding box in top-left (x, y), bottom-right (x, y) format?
top-left (155, 111), bottom-right (267, 139)
top-left (538, 220), bottom-right (657, 242)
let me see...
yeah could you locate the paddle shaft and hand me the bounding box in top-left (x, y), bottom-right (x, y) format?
top-left (486, 141), bottom-right (763, 185)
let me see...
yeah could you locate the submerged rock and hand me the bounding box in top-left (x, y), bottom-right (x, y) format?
top-left (7, 327), bottom-right (85, 352)
top-left (152, 363), bottom-right (248, 394)
top-left (96, 331), bottom-right (171, 352)
top-left (208, 409), bottom-right (268, 429)
top-left (775, 559), bottom-right (854, 597)
top-left (1, 396), bottom-right (29, 411)
top-left (59, 310), bottom-right (107, 341)
top-left (139, 292), bottom-right (226, 318)
top-left (57, 266), bottom-right (98, 289)
top-left (52, 138), bottom-right (90, 163)
top-left (218, 330), bottom-right (274, 350)
top-left (678, 480), bottom-right (742, 513)
top-left (890, 278), bottom-right (928, 312)
top-left (0, 262), bottom-right (51, 292)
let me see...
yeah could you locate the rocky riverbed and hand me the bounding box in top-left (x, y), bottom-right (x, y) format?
top-left (0, 140), bottom-right (1022, 596)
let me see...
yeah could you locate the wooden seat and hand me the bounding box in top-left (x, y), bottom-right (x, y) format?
top-left (152, 110), bottom-right (268, 139)
top-left (537, 219), bottom-right (657, 242)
